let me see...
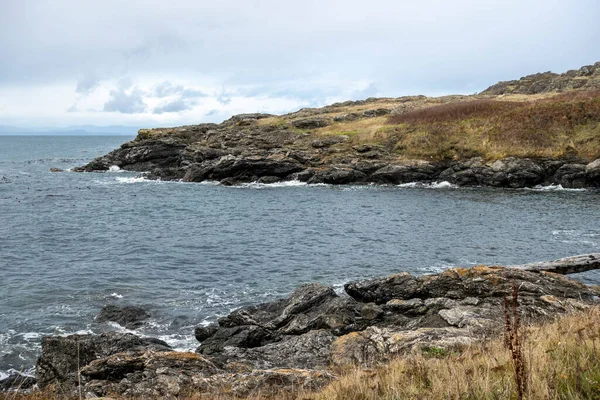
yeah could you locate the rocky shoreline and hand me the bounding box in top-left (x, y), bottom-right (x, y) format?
top-left (3, 254), bottom-right (599, 398)
top-left (71, 64), bottom-right (600, 189)
top-left (73, 131), bottom-right (600, 189)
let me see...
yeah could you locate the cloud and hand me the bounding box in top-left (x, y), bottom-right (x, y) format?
top-left (153, 81), bottom-right (206, 98)
top-left (1, 0), bottom-right (599, 127)
top-left (103, 81), bottom-right (147, 114)
top-left (152, 98), bottom-right (195, 114)
top-left (75, 74), bottom-right (101, 95)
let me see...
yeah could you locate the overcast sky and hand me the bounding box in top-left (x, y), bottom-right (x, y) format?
top-left (1, 0), bottom-right (598, 129)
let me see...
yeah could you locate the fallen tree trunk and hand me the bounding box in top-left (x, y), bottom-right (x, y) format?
top-left (509, 253), bottom-right (600, 275)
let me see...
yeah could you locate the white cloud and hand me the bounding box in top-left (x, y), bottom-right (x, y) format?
top-left (0, 0), bottom-right (598, 128)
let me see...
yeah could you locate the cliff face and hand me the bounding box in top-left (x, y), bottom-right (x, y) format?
top-left (75, 62), bottom-right (600, 188)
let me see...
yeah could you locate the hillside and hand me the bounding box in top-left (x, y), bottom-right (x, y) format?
top-left (76, 62), bottom-right (600, 188)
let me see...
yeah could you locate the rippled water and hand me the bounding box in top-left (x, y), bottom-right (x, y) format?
top-left (1, 135), bottom-right (600, 377)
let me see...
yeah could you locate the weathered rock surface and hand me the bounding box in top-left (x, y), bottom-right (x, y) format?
top-left (32, 254), bottom-right (600, 398)
top-left (95, 305), bottom-right (151, 329)
top-left (482, 62), bottom-right (600, 95)
top-left (36, 332), bottom-right (171, 389)
top-left (75, 122), bottom-right (600, 188)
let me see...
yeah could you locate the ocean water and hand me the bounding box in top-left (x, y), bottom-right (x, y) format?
top-left (1, 135), bottom-right (600, 377)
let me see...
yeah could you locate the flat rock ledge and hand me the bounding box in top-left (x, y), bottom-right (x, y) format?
top-left (30, 254), bottom-right (600, 398)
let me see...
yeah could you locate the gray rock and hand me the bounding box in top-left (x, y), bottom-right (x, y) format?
top-left (371, 163), bottom-right (440, 184)
top-left (307, 168), bottom-right (367, 184)
top-left (95, 305), bottom-right (151, 329)
top-left (219, 330), bottom-right (336, 369)
top-left (81, 351), bottom-right (220, 399)
top-left (36, 332), bottom-right (171, 389)
top-left (333, 113), bottom-right (361, 122)
top-left (585, 159), bottom-right (600, 184)
top-left (292, 117), bottom-right (331, 129)
top-left (0, 372), bottom-right (36, 392)
top-left (552, 163), bottom-right (589, 188)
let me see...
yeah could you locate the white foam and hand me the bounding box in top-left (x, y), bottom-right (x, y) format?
top-left (115, 176), bottom-right (152, 184)
top-left (235, 179), bottom-right (309, 189)
top-left (398, 181), bottom-right (458, 189)
top-left (157, 334), bottom-right (197, 352)
top-left (109, 292), bottom-right (123, 299)
top-left (108, 165), bottom-right (122, 172)
top-left (20, 332), bottom-right (41, 341)
top-left (0, 371), bottom-right (8, 380)
top-left (528, 184), bottom-right (586, 192)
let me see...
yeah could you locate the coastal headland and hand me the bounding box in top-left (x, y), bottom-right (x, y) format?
top-left (74, 62), bottom-right (600, 189)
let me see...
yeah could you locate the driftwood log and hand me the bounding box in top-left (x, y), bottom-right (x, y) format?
top-left (509, 253), bottom-right (600, 275)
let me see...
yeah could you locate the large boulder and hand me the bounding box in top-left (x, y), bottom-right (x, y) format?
top-left (196, 283), bottom-right (384, 368)
top-left (292, 117), bottom-right (331, 129)
top-left (36, 332), bottom-right (171, 389)
top-left (81, 351), bottom-right (219, 399)
top-left (95, 305), bottom-right (151, 329)
top-left (585, 159), bottom-right (600, 185)
top-left (370, 163), bottom-right (441, 184)
top-left (552, 163), bottom-right (590, 188)
top-left (345, 267), bottom-right (596, 305)
top-left (331, 326), bottom-right (473, 365)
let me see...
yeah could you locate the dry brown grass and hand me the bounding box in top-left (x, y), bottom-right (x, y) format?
top-left (312, 307), bottom-right (600, 400)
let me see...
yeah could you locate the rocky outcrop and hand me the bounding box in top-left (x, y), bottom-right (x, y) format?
top-left (482, 62), bottom-right (600, 95)
top-left (0, 372), bottom-right (36, 392)
top-left (31, 255), bottom-right (600, 398)
top-left (72, 62), bottom-right (600, 188)
top-left (75, 133), bottom-right (600, 188)
top-left (36, 332), bottom-right (171, 389)
top-left (95, 305), bottom-right (151, 329)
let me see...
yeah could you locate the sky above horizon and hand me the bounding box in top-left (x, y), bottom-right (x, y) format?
top-left (1, 0), bottom-right (599, 130)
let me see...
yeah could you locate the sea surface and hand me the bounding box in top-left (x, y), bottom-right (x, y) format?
top-left (1, 135), bottom-right (600, 378)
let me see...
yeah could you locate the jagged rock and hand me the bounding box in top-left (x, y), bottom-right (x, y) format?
top-left (333, 113), bottom-right (361, 122)
top-left (331, 326), bottom-right (474, 365)
top-left (345, 267), bottom-right (596, 305)
top-left (482, 62), bottom-right (600, 95)
top-left (362, 108), bottom-right (391, 117)
top-left (95, 305), bottom-right (151, 329)
top-left (0, 372), bottom-right (36, 391)
top-left (33, 255), bottom-right (600, 397)
top-left (371, 163), bottom-right (440, 184)
top-left (217, 330), bottom-right (336, 369)
top-left (226, 113), bottom-right (274, 124)
top-left (196, 284), bottom-right (384, 368)
top-left (36, 332), bottom-right (171, 388)
top-left (82, 351), bottom-right (220, 399)
top-left (552, 163), bottom-right (589, 188)
top-left (198, 325), bottom-right (273, 355)
top-left (292, 117), bottom-right (331, 129)
top-left (49, 167), bottom-right (64, 172)
top-left (489, 158), bottom-right (546, 187)
top-left (586, 158), bottom-right (600, 182)
top-left (74, 137), bottom-right (186, 173)
top-left (307, 167), bottom-right (367, 184)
